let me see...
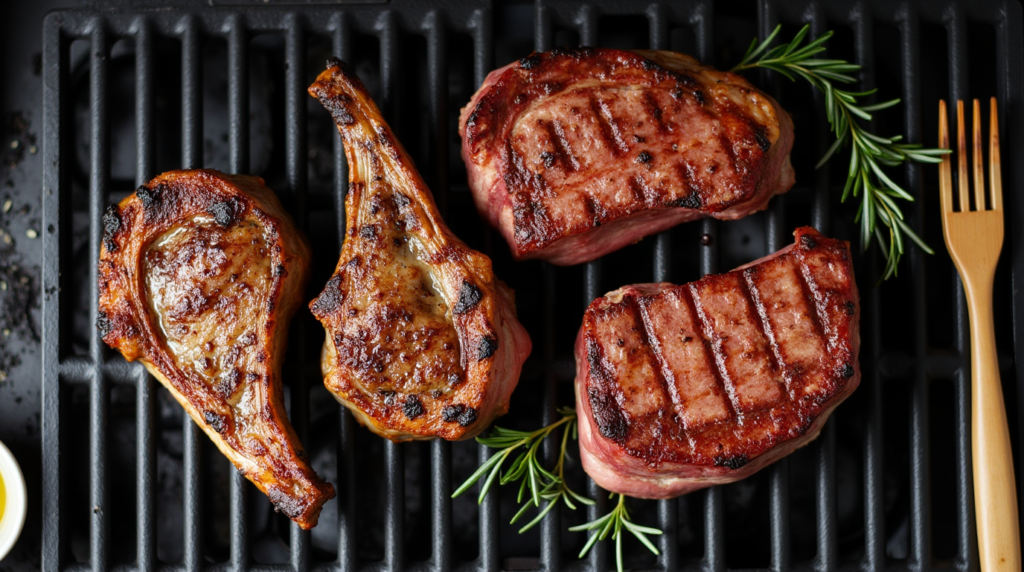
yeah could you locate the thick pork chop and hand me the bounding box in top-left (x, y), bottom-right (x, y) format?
top-left (98, 170), bottom-right (335, 529)
top-left (460, 47), bottom-right (795, 265)
top-left (309, 59), bottom-right (532, 442)
top-left (575, 227), bottom-right (859, 498)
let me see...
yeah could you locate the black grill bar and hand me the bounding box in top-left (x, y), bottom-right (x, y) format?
top-left (89, 19), bottom-right (111, 572)
top-left (226, 14), bottom-right (251, 572)
top-left (37, 3), bottom-right (1024, 572)
top-left (134, 15), bottom-right (157, 572)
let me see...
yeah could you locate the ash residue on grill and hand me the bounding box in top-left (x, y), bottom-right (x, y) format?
top-left (0, 110), bottom-right (40, 386)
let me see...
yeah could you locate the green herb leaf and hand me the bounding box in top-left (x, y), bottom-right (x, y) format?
top-left (571, 493), bottom-right (663, 572)
top-left (732, 24), bottom-right (950, 280)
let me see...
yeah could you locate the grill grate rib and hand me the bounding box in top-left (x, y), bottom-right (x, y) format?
top-left (39, 1), bottom-right (1024, 571)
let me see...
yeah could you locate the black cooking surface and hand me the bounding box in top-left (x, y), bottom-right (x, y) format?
top-left (14, 0), bottom-right (1023, 570)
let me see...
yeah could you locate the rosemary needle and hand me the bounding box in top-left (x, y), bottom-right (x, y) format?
top-left (732, 24), bottom-right (949, 279)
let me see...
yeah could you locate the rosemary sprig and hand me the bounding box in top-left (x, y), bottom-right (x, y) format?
top-left (731, 24), bottom-right (949, 279)
top-left (569, 493), bottom-right (663, 572)
top-left (452, 407), bottom-right (593, 533)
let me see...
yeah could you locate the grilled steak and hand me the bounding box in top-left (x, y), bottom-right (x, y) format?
top-left (308, 59), bottom-right (532, 442)
top-left (575, 227), bottom-right (859, 498)
top-left (98, 170), bottom-right (335, 529)
top-left (460, 48), bottom-right (795, 265)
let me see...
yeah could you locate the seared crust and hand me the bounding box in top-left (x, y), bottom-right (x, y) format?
top-left (98, 169), bottom-right (335, 529)
top-left (308, 60), bottom-right (532, 442)
top-left (575, 228), bottom-right (859, 498)
top-left (459, 47), bottom-right (795, 265)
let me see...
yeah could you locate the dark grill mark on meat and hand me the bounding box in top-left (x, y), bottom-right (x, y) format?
top-left (96, 311), bottom-right (112, 337)
top-left (102, 205), bottom-right (121, 252)
top-left (477, 335), bottom-right (498, 360)
top-left (627, 176), bottom-right (649, 205)
top-left (636, 151), bottom-right (652, 164)
top-left (543, 120), bottom-right (580, 172)
top-left (642, 92), bottom-right (667, 133)
top-left (403, 395), bottom-right (425, 419)
top-left (317, 91), bottom-right (355, 126)
top-left (203, 410), bottom-right (229, 434)
top-left (800, 234), bottom-right (817, 249)
top-left (588, 385), bottom-right (628, 442)
top-left (453, 281), bottom-right (482, 314)
top-left (692, 90), bottom-right (705, 105)
top-left (641, 58), bottom-right (658, 71)
top-left (754, 129), bottom-right (770, 152)
top-left (844, 301), bottom-right (856, 316)
top-left (208, 199), bottom-right (237, 228)
top-left (589, 95), bottom-right (629, 156)
top-left (684, 284), bottom-right (742, 418)
top-left (666, 191), bottom-right (702, 209)
top-left (741, 270), bottom-right (787, 392)
top-left (713, 454), bottom-right (748, 469)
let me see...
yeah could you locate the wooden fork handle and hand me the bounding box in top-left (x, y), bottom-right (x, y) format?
top-left (966, 274), bottom-right (1021, 572)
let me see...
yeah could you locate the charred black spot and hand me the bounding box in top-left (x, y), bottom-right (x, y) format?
top-left (667, 193), bottom-right (702, 209)
top-left (274, 264), bottom-right (286, 277)
top-left (519, 53), bottom-right (541, 70)
top-left (442, 404), bottom-right (465, 423)
top-left (673, 73), bottom-right (697, 87)
top-left (208, 200), bottom-right (237, 228)
top-left (266, 487), bottom-right (304, 520)
top-left (102, 205), bottom-right (121, 252)
top-left (380, 390), bottom-right (396, 406)
top-left (457, 407), bottom-right (478, 427)
top-left (454, 281), bottom-right (483, 315)
top-left (641, 58), bottom-right (659, 71)
top-left (693, 90), bottom-right (705, 105)
top-left (840, 362), bottom-right (855, 379)
top-left (754, 129), bottom-right (771, 152)
top-left (477, 335), bottom-right (498, 360)
top-left (636, 151), bottom-right (652, 164)
top-left (844, 301), bottom-right (856, 316)
top-left (326, 56), bottom-right (344, 70)
top-left (671, 88), bottom-right (684, 100)
top-left (800, 234), bottom-right (818, 250)
top-left (540, 151), bottom-right (555, 168)
top-left (714, 454), bottom-right (748, 469)
top-left (403, 395), bottom-right (425, 419)
top-left (203, 410), bottom-right (229, 434)
top-left (96, 312), bottom-right (112, 337)
top-left (136, 185), bottom-right (156, 208)
top-left (467, 109), bottom-right (479, 125)
top-left (310, 274), bottom-right (344, 316)
top-left (359, 224), bottom-right (377, 240)
top-left (322, 93), bottom-right (355, 126)
top-left (246, 372), bottom-right (259, 381)
top-left (393, 192), bottom-right (411, 209)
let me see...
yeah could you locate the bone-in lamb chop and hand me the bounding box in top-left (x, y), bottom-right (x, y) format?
top-left (308, 59), bottom-right (532, 442)
top-left (575, 227), bottom-right (858, 498)
top-left (460, 48), bottom-right (795, 265)
top-left (98, 169), bottom-right (335, 529)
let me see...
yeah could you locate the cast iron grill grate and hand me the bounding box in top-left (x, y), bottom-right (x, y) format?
top-left (39, 0), bottom-right (1024, 570)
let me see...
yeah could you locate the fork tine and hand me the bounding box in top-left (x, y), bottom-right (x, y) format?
top-left (973, 100), bottom-right (986, 210)
top-left (989, 97), bottom-right (1003, 211)
top-left (939, 100), bottom-right (953, 214)
top-left (957, 100), bottom-right (970, 212)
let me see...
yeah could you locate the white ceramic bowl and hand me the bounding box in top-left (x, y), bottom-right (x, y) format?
top-left (0, 440), bottom-right (26, 560)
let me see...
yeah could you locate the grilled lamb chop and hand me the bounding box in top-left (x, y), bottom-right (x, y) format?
top-left (575, 227), bottom-right (858, 499)
top-left (98, 169), bottom-right (335, 529)
top-left (308, 59), bottom-right (532, 442)
top-left (460, 48), bottom-right (795, 265)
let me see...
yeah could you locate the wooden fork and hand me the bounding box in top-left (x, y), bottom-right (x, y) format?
top-left (939, 98), bottom-right (1020, 572)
